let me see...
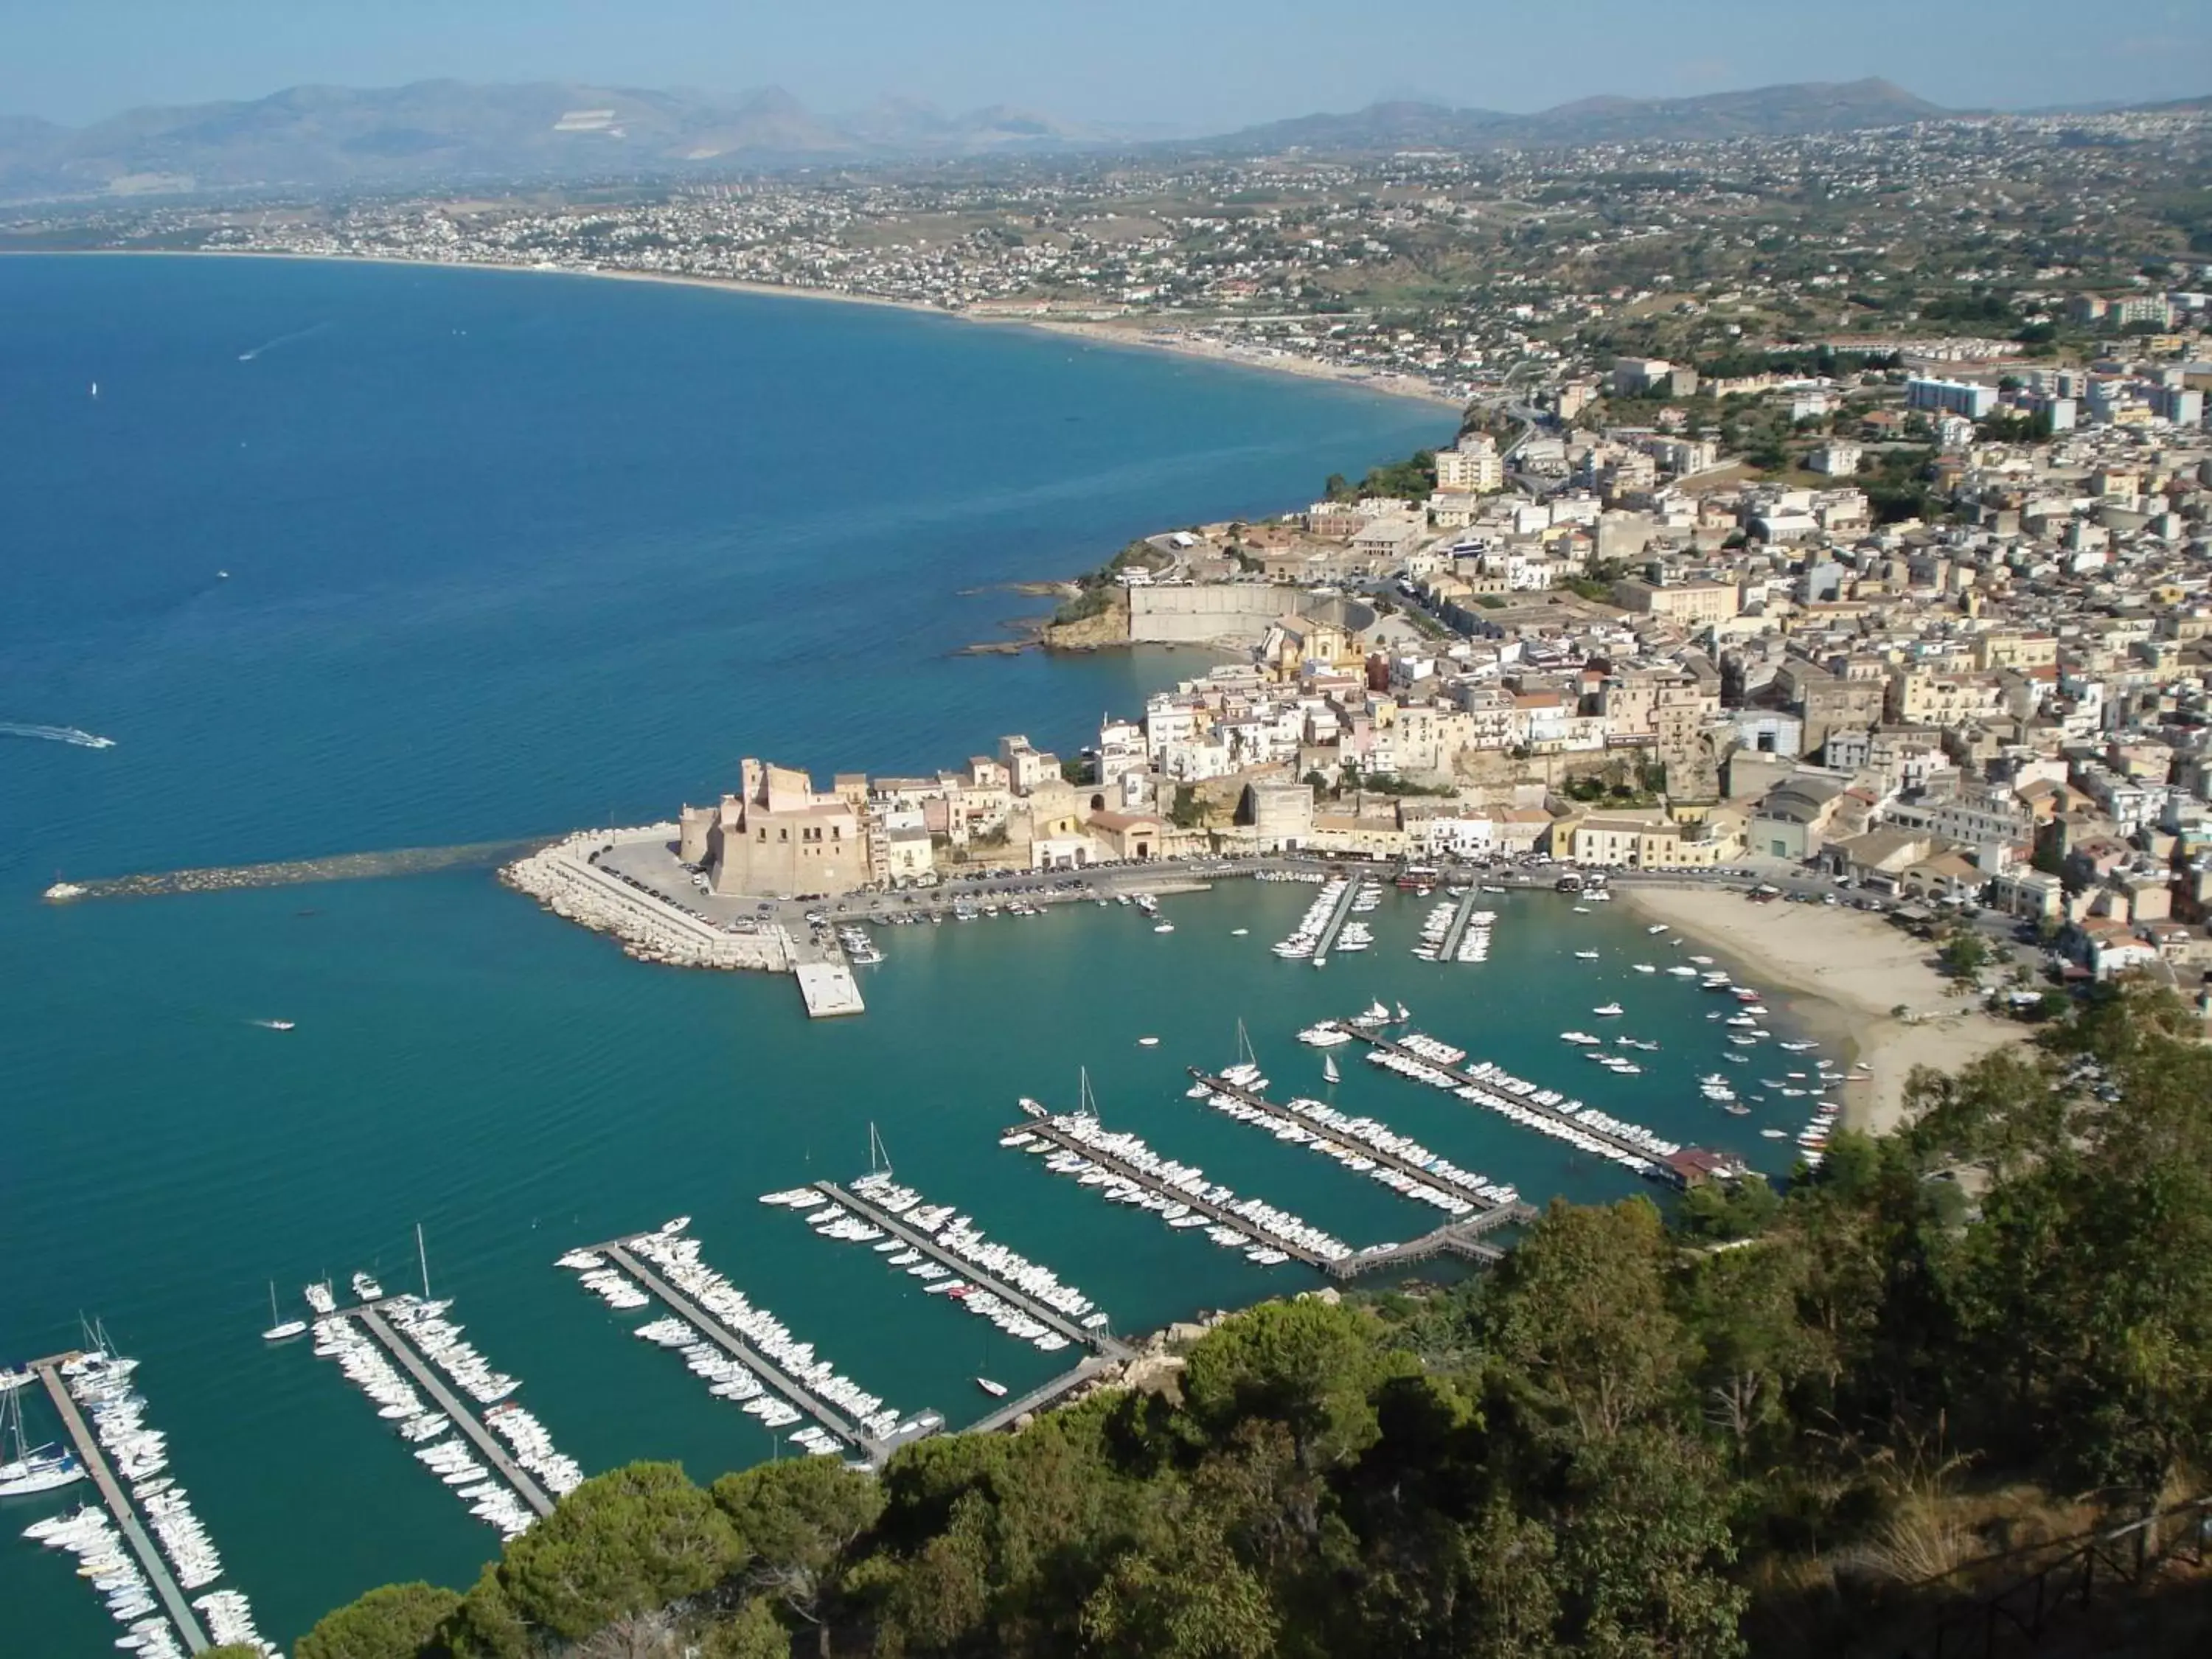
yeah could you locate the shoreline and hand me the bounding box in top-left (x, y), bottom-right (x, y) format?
top-left (3, 246), bottom-right (1464, 411)
top-left (1615, 885), bottom-right (2028, 1137)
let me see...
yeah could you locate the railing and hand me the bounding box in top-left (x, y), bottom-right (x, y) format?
top-left (1902, 1492), bottom-right (2212, 1659)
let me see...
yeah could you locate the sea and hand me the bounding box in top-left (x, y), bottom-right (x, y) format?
top-left (0, 255), bottom-right (1817, 1650)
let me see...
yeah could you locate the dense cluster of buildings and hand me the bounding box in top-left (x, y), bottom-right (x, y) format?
top-left (669, 334), bottom-right (2212, 988)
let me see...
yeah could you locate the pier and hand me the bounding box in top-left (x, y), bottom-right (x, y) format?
top-left (1186, 1069), bottom-right (1538, 1229)
top-left (794, 961), bottom-right (866, 1018)
top-left (811, 1180), bottom-right (1133, 1361)
top-left (1436, 888), bottom-right (1484, 963)
top-left (30, 1360), bottom-right (211, 1655)
top-left (1010, 1117), bottom-right (1341, 1270)
top-left (347, 1307), bottom-right (556, 1518)
top-left (597, 1240), bottom-right (896, 1464)
top-left (1309, 877), bottom-right (1363, 964)
top-left (967, 1355), bottom-right (1115, 1435)
top-left (1345, 1025), bottom-right (1701, 1185)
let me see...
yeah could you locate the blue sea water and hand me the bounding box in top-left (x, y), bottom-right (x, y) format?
top-left (0, 256), bottom-right (1811, 1651)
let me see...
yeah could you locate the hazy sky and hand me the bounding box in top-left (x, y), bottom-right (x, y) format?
top-left (4, 0), bottom-right (2207, 127)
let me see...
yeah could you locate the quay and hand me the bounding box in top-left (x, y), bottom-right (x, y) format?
top-left (1344, 1025), bottom-right (1702, 1185)
top-left (967, 1354), bottom-right (1115, 1435)
top-left (794, 961), bottom-right (866, 1018)
top-left (1186, 1069), bottom-right (1538, 1229)
top-left (1436, 888), bottom-right (1484, 963)
top-left (29, 1359), bottom-right (211, 1655)
top-left (1309, 876), bottom-right (1363, 964)
top-left (811, 1180), bottom-right (1134, 1361)
top-left (596, 1239), bottom-right (906, 1464)
top-left (345, 1307), bottom-right (556, 1518)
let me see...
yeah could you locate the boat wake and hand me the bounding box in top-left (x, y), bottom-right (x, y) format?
top-left (238, 321), bottom-right (333, 361)
top-left (0, 721), bottom-right (116, 749)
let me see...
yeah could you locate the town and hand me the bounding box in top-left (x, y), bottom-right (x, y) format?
top-left (506, 305), bottom-right (2212, 1013)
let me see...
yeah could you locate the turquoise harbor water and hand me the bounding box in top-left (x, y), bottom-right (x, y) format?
top-left (0, 257), bottom-right (1813, 1651)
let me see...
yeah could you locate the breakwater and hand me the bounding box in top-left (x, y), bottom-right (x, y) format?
top-left (42, 839), bottom-right (548, 902)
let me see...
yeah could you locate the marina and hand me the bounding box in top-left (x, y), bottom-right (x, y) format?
top-left (340, 1304), bottom-right (556, 1526)
top-left (792, 1178), bottom-right (1133, 1362)
top-left (1433, 888), bottom-right (1491, 964)
top-left (1186, 1068), bottom-right (1538, 1228)
top-left (1346, 1023), bottom-right (1739, 1186)
top-left (28, 1356), bottom-right (214, 1657)
top-left (1009, 1110), bottom-right (1351, 1270)
top-left (586, 1232), bottom-right (939, 1466)
top-left (1308, 874), bottom-right (1371, 966)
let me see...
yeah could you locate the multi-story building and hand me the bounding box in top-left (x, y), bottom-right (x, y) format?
top-left (686, 759), bottom-right (869, 898)
top-left (1906, 377), bottom-right (1998, 420)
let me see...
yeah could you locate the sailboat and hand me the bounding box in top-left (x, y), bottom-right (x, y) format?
top-left (261, 1281), bottom-right (307, 1343)
top-left (1322, 1053), bottom-right (1341, 1085)
top-left (0, 1389), bottom-right (85, 1496)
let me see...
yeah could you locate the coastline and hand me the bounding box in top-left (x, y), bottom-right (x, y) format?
top-left (1616, 885), bottom-right (2028, 1136)
top-left (3, 247), bottom-right (1465, 411)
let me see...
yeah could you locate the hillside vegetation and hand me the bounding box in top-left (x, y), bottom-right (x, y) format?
top-left (298, 984), bottom-right (2212, 1659)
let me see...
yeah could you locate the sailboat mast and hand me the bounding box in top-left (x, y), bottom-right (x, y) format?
top-left (417, 1224), bottom-right (431, 1300)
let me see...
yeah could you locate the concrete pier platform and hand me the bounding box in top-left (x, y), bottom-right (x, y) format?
top-left (795, 962), bottom-right (865, 1018)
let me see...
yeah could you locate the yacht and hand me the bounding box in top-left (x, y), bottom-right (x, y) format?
top-left (0, 1391), bottom-right (84, 1497)
top-left (260, 1283), bottom-right (307, 1343)
top-left (1559, 1031), bottom-right (1600, 1045)
top-left (350, 1272), bottom-right (384, 1302)
top-left (1592, 1003), bottom-right (1624, 1017)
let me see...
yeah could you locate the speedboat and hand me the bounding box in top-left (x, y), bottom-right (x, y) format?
top-left (1592, 1003), bottom-right (1624, 1017)
top-left (1573, 950), bottom-right (1600, 961)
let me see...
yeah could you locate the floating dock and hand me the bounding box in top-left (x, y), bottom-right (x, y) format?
top-left (1347, 1026), bottom-right (1704, 1185)
top-left (794, 961), bottom-right (866, 1018)
top-left (31, 1360), bottom-right (212, 1655)
top-left (347, 1307), bottom-right (555, 1518)
top-left (1187, 1069), bottom-right (1537, 1229)
top-left (1436, 888), bottom-right (1485, 962)
top-left (596, 1239), bottom-right (914, 1464)
top-left (812, 1180), bottom-right (1134, 1361)
top-left (1309, 877), bottom-right (1364, 964)
top-left (1011, 1117), bottom-right (1343, 1270)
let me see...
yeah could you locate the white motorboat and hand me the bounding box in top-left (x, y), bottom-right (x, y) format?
top-left (975, 1377), bottom-right (1009, 1398)
top-left (1592, 1003), bottom-right (1624, 1017)
top-left (350, 1272), bottom-right (384, 1302)
top-left (1573, 950), bottom-right (1600, 961)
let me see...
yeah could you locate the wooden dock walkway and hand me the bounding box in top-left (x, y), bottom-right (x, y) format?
top-left (348, 1307), bottom-right (555, 1518)
top-left (967, 1356), bottom-right (1113, 1435)
top-left (1012, 1119), bottom-right (1342, 1272)
top-left (599, 1241), bottom-right (885, 1462)
top-left (32, 1360), bottom-right (211, 1655)
top-left (1186, 1069), bottom-right (1537, 1228)
top-left (813, 1181), bottom-right (1133, 1361)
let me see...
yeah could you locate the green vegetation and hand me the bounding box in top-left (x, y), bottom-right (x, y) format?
top-left (1168, 784), bottom-right (1207, 827)
top-left (1562, 755), bottom-right (1667, 807)
top-left (1054, 540), bottom-right (1167, 625)
top-left (1324, 448), bottom-right (1437, 503)
top-left (297, 1582), bottom-right (462, 1659)
top-left (296, 987), bottom-right (2212, 1659)
top-left (1938, 930), bottom-right (1992, 978)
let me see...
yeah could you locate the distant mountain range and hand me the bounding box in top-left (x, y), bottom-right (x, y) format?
top-left (0, 76), bottom-right (2196, 202)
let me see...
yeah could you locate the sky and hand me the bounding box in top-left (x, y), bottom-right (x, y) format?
top-left (1, 0), bottom-right (2207, 128)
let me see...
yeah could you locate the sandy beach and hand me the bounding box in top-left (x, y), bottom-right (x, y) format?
top-left (1618, 885), bottom-right (2029, 1135)
top-left (6, 248), bottom-right (1464, 411)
